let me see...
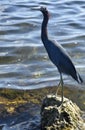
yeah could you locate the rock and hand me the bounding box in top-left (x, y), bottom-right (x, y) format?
top-left (41, 94), bottom-right (85, 130)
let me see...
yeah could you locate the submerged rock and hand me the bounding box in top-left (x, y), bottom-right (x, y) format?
top-left (41, 95), bottom-right (85, 130)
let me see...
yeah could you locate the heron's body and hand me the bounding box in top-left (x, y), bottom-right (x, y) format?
top-left (36, 7), bottom-right (83, 103)
top-left (42, 38), bottom-right (81, 82)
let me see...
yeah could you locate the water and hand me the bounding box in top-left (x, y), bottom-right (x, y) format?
top-left (0, 103), bottom-right (41, 130)
top-left (0, 1), bottom-right (85, 89)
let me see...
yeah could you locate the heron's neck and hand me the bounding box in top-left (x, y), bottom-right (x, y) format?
top-left (41, 14), bottom-right (49, 43)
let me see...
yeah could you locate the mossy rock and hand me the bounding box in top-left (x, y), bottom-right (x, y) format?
top-left (41, 95), bottom-right (85, 130)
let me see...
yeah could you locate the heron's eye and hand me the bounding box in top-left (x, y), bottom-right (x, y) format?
top-left (44, 7), bottom-right (46, 11)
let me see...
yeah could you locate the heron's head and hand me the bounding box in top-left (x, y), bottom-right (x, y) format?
top-left (39, 6), bottom-right (50, 18)
top-left (40, 7), bottom-right (48, 14)
top-left (31, 6), bottom-right (50, 18)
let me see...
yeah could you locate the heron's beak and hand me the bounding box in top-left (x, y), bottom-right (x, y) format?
top-left (31, 6), bottom-right (41, 11)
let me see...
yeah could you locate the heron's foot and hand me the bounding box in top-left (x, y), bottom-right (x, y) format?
top-left (57, 100), bottom-right (66, 111)
top-left (59, 99), bottom-right (70, 111)
top-left (56, 89), bottom-right (64, 106)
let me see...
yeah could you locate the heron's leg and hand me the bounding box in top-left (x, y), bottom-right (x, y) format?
top-left (56, 73), bottom-right (62, 93)
top-left (56, 73), bottom-right (64, 103)
top-left (56, 80), bottom-right (61, 95)
top-left (60, 73), bottom-right (64, 104)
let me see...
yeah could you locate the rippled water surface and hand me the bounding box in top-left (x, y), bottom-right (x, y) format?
top-left (0, 0), bottom-right (85, 89)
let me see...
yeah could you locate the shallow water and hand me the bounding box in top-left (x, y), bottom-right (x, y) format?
top-left (0, 0), bottom-right (85, 90)
top-left (0, 103), bottom-right (40, 130)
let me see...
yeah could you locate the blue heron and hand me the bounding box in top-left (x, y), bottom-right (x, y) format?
top-left (34, 7), bottom-right (83, 103)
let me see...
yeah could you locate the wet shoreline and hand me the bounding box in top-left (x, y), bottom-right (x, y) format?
top-left (0, 85), bottom-right (85, 117)
top-left (0, 85), bottom-right (85, 129)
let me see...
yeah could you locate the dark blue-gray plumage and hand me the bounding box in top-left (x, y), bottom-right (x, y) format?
top-left (37, 7), bottom-right (83, 103)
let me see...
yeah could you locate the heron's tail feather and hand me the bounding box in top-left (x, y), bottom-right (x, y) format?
top-left (76, 73), bottom-right (83, 84)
